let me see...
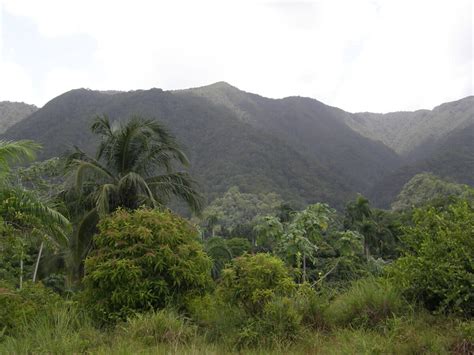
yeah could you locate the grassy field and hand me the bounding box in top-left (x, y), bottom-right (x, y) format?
top-left (1, 298), bottom-right (471, 354)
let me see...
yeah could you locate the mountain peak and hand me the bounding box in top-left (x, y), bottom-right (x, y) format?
top-left (203, 81), bottom-right (237, 90)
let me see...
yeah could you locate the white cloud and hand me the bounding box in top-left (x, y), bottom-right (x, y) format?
top-left (0, 0), bottom-right (472, 112)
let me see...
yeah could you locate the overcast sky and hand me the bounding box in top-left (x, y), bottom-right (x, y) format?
top-left (0, 0), bottom-right (472, 112)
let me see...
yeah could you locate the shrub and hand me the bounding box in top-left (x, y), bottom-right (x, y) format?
top-left (327, 278), bottom-right (406, 328)
top-left (260, 296), bottom-right (304, 344)
top-left (81, 208), bottom-right (212, 324)
top-left (292, 283), bottom-right (331, 330)
top-left (117, 309), bottom-right (196, 347)
top-left (186, 293), bottom-right (247, 345)
top-left (218, 253), bottom-right (296, 314)
top-left (390, 200), bottom-right (474, 316)
top-left (232, 299), bottom-right (304, 350)
top-left (0, 281), bottom-right (62, 337)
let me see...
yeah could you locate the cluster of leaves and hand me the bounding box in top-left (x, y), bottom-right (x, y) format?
top-left (0, 141), bottom-right (70, 289)
top-left (200, 186), bottom-right (283, 239)
top-left (81, 208), bottom-right (212, 324)
top-left (391, 172), bottom-right (474, 211)
top-left (204, 237), bottom-right (251, 279)
top-left (219, 253), bottom-right (296, 314)
top-left (390, 199), bottom-right (474, 316)
top-left (251, 202), bottom-right (372, 284)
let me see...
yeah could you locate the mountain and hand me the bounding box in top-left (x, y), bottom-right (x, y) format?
top-left (345, 96), bottom-right (474, 158)
top-left (182, 82), bottom-right (402, 193)
top-left (3, 82), bottom-right (472, 209)
top-left (391, 172), bottom-right (474, 211)
top-left (369, 122), bottom-right (474, 207)
top-left (0, 101), bottom-right (38, 133)
top-left (2, 83), bottom-right (402, 209)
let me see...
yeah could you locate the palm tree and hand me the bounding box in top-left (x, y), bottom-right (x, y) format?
top-left (0, 140), bottom-right (70, 286)
top-left (0, 140), bottom-right (41, 177)
top-left (204, 237), bottom-right (233, 279)
top-left (344, 194), bottom-right (373, 258)
top-left (65, 115), bottom-right (203, 278)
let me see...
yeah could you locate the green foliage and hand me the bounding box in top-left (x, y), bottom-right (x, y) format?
top-left (326, 278), bottom-right (406, 328)
top-left (390, 199), bottom-right (474, 316)
top-left (0, 301), bottom-right (102, 353)
top-left (117, 309), bottom-right (197, 347)
top-left (254, 215), bottom-right (283, 251)
top-left (201, 186), bottom-right (282, 237)
top-left (234, 296), bottom-right (304, 349)
top-left (392, 172), bottom-right (474, 211)
top-left (219, 253), bottom-right (296, 314)
top-left (344, 195), bottom-right (401, 259)
top-left (186, 293), bottom-right (248, 345)
top-left (81, 208), bottom-right (212, 324)
top-left (16, 157), bottom-right (65, 200)
top-left (277, 203), bottom-right (335, 282)
top-left (225, 237), bottom-right (251, 257)
top-left (204, 237), bottom-right (233, 279)
top-left (64, 115), bottom-right (203, 280)
top-left (0, 282), bottom-right (62, 337)
top-left (0, 140), bottom-right (40, 177)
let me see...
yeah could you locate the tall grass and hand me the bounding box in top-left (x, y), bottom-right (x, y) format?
top-left (0, 281), bottom-right (469, 354)
top-left (0, 302), bottom-right (103, 353)
top-left (326, 277), bottom-right (407, 328)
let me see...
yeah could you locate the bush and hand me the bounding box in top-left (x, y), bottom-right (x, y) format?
top-left (81, 208), bottom-right (212, 324)
top-left (390, 200), bottom-right (474, 316)
top-left (218, 253), bottom-right (296, 314)
top-left (233, 296), bottom-right (304, 350)
top-left (0, 282), bottom-right (62, 337)
top-left (117, 309), bottom-right (196, 347)
top-left (186, 293), bottom-right (247, 346)
top-left (327, 278), bottom-right (406, 328)
top-left (292, 283), bottom-right (331, 330)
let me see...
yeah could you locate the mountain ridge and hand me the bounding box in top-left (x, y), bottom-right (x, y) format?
top-left (2, 82), bottom-right (472, 209)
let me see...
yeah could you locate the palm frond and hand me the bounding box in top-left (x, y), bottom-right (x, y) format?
top-left (71, 159), bottom-right (115, 191)
top-left (0, 140), bottom-right (41, 175)
top-left (147, 172), bottom-right (203, 213)
top-left (118, 172), bottom-right (157, 209)
top-left (0, 187), bottom-right (71, 244)
top-left (95, 183), bottom-right (119, 216)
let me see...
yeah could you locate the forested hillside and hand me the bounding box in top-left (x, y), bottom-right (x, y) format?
top-left (346, 96), bottom-right (474, 157)
top-left (3, 88), bottom-right (355, 207)
top-left (0, 101), bottom-right (37, 133)
top-left (183, 82), bottom-right (401, 193)
top-left (369, 123), bottom-right (474, 207)
top-left (3, 83), bottom-right (473, 208)
top-left (391, 172), bottom-right (474, 210)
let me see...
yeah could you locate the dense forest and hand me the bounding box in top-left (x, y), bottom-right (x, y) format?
top-left (0, 112), bottom-right (472, 354)
top-left (3, 84), bottom-right (472, 210)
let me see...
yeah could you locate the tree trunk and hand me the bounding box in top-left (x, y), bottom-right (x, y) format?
top-left (32, 241), bottom-right (44, 282)
top-left (302, 253), bottom-right (307, 283)
top-left (19, 251), bottom-right (23, 290)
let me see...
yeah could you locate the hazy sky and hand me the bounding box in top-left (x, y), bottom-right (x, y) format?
top-left (0, 0), bottom-right (472, 112)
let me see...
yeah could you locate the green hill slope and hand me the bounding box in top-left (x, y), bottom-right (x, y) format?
top-left (0, 101), bottom-right (38, 133)
top-left (370, 123), bottom-right (474, 207)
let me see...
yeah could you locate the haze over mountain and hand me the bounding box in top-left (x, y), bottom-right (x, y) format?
top-left (345, 96), bottom-right (474, 157)
top-left (0, 101), bottom-right (38, 133)
top-left (3, 82), bottom-right (473, 209)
